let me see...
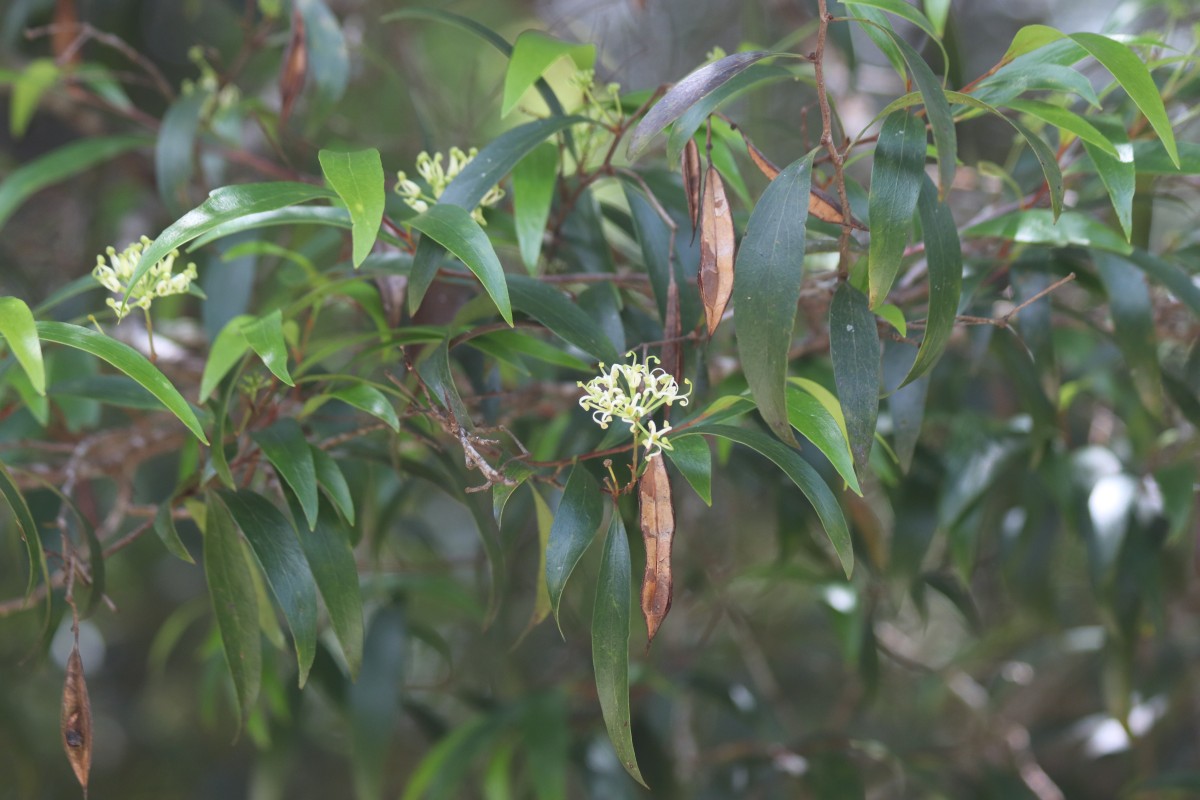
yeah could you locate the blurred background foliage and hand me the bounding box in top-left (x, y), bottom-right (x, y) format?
top-left (1, 0), bottom-right (1198, 798)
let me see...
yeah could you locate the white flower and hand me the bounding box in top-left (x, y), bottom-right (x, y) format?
top-left (92, 236), bottom-right (198, 322)
top-left (394, 147), bottom-right (504, 224)
top-left (577, 352), bottom-right (691, 458)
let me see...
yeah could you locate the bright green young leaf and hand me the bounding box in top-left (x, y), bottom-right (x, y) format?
top-left (408, 115), bottom-right (586, 313)
top-left (829, 283), bottom-right (881, 473)
top-left (199, 314), bottom-right (252, 402)
top-left (845, 0), bottom-right (940, 43)
top-left (868, 110), bottom-right (926, 307)
top-left (0, 296), bottom-right (44, 394)
top-left (786, 387), bottom-right (862, 496)
top-left (0, 457), bottom-right (49, 602)
top-left (517, 488), bottom-right (554, 640)
top-left (664, 435), bottom-right (712, 506)
top-left (1005, 98), bottom-right (1117, 156)
top-left (511, 142), bottom-right (558, 273)
top-left (10, 59), bottom-right (57, 138)
top-left (976, 63), bottom-right (1101, 109)
top-left (5, 365), bottom-right (47, 426)
top-left (507, 275), bottom-right (620, 363)
top-left (330, 383), bottom-right (400, 432)
top-left (407, 204), bottom-right (512, 326)
top-left (502, 31), bottom-right (595, 117)
top-left (1082, 118), bottom-right (1135, 242)
top-left (964, 209), bottom-right (1132, 254)
top-left (156, 90), bottom-right (208, 215)
top-left (1000, 24), bottom-right (1073, 65)
top-left (924, 0), bottom-right (950, 38)
top-left (0, 135), bottom-right (150, 232)
top-left (901, 176), bottom-right (962, 386)
top-left (203, 491), bottom-right (262, 726)
top-left (240, 309), bottom-right (294, 387)
top-left (318, 148), bottom-right (386, 268)
top-left (311, 446), bottom-right (355, 525)
top-left (628, 50), bottom-right (776, 158)
top-left (218, 489), bottom-right (319, 687)
top-left (36, 321), bottom-right (208, 443)
top-left (252, 419), bottom-right (319, 530)
top-left (679, 425), bottom-right (853, 577)
top-left (1131, 141), bottom-right (1200, 175)
top-left (734, 152), bottom-right (813, 447)
top-left (287, 492), bottom-right (364, 677)
top-left (788, 377), bottom-right (850, 443)
top-left (295, 0), bottom-right (350, 115)
top-left (127, 182), bottom-right (338, 307)
top-left (349, 606), bottom-right (405, 800)
top-left (591, 513), bottom-right (647, 788)
top-left (546, 463), bottom-right (604, 628)
top-left (154, 501), bottom-right (196, 564)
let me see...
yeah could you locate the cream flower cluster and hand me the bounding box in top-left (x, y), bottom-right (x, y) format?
top-left (577, 353), bottom-right (692, 459)
top-left (394, 147), bottom-right (505, 224)
top-left (92, 236), bottom-right (198, 322)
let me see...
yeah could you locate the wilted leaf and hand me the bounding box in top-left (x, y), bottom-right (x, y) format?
top-left (279, 8), bottom-right (308, 124)
top-left (698, 165), bottom-right (736, 336)
top-left (61, 642), bottom-right (92, 798)
top-left (740, 128), bottom-right (780, 179)
top-left (681, 138), bottom-right (702, 235)
top-left (639, 456), bottom-right (674, 644)
top-left (809, 185), bottom-right (867, 230)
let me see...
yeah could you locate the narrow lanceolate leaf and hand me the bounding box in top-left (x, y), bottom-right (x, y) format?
top-left (518, 489), bottom-right (555, 640)
top-left (0, 135), bottom-right (150, 232)
top-left (349, 606), bottom-right (405, 800)
top-left (218, 489), bottom-right (319, 686)
top-left (61, 643), bottom-right (92, 798)
top-left (252, 419), bottom-right (318, 529)
top-left (1082, 118), bottom-right (1135, 242)
top-left (592, 513), bottom-right (647, 787)
top-left (36, 321), bottom-right (208, 443)
top-left (545, 464), bottom-right (604, 629)
top-left (808, 186), bottom-right (867, 230)
top-left (407, 204), bottom-right (513, 326)
top-left (502, 31), bottom-right (595, 116)
top-left (287, 493), bottom-right (364, 677)
top-left (330, 383), bottom-right (400, 432)
top-left (868, 110), bottom-right (926, 307)
top-left (1004, 99), bottom-right (1118, 157)
top-left (639, 456), bottom-right (675, 645)
top-left (153, 501), bottom-right (195, 564)
top-left (664, 428), bottom-right (712, 505)
top-left (901, 177), bottom-right (962, 386)
top-left (0, 296), bottom-right (45, 394)
top-left (734, 152), bottom-right (814, 447)
top-left (964, 209), bottom-right (1131, 254)
top-left (199, 314), bottom-right (252, 402)
top-left (786, 385), bottom-right (862, 496)
top-left (679, 425), bottom-right (853, 577)
top-left (512, 142), bottom-right (558, 273)
top-left (0, 458), bottom-right (49, 604)
top-left (698, 165), bottom-right (736, 336)
top-left (311, 446), bottom-right (355, 525)
top-left (628, 50), bottom-right (775, 158)
top-left (294, 0), bottom-right (349, 115)
top-left (155, 90), bottom-right (208, 215)
top-left (740, 128), bottom-right (781, 179)
top-left (318, 148), bottom-right (385, 268)
top-left (681, 138), bottom-right (702, 235)
top-left (1096, 252), bottom-right (1161, 412)
top-left (240, 309), bottom-right (294, 386)
top-left (508, 275), bottom-right (619, 363)
top-left (830, 284), bottom-right (881, 471)
top-left (204, 492), bottom-right (262, 726)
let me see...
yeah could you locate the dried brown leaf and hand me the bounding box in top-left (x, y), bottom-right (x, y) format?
top-left (279, 8), bottom-right (308, 125)
top-left (740, 130), bottom-right (781, 180)
top-left (661, 278), bottom-right (682, 392)
top-left (698, 165), bottom-right (736, 336)
top-left (52, 0), bottom-right (80, 65)
top-left (639, 456), bottom-right (674, 645)
top-left (681, 138), bottom-right (702, 236)
top-left (61, 643), bottom-right (92, 797)
top-left (809, 185), bottom-right (868, 231)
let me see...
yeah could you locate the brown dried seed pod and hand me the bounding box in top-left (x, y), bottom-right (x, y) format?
top-left (639, 455), bottom-right (675, 645)
top-left (61, 643), bottom-right (92, 798)
top-left (681, 138), bottom-right (703, 236)
top-left (698, 165), bottom-right (736, 337)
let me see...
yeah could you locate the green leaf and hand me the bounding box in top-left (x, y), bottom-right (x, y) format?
top-left (252, 419), bottom-right (318, 529)
top-left (190, 205), bottom-right (354, 249)
top-left (408, 115), bottom-right (586, 313)
top-left (828, 283), bottom-right (880, 474)
top-left (1125, 249), bottom-right (1200, 318)
top-left (1000, 24), bottom-right (1071, 64)
top-left (349, 606), bottom-right (405, 800)
top-left (924, 0), bottom-right (950, 37)
top-left (318, 149), bottom-right (386, 268)
top-left (203, 491), bottom-right (262, 726)
top-left (511, 142), bottom-right (558, 273)
top-left (507, 275), bottom-right (620, 363)
top-left (154, 501), bottom-right (196, 564)
top-left (844, 0), bottom-right (940, 42)
top-left (311, 446), bottom-right (355, 526)
top-left (502, 31), bottom-right (595, 117)
top-left (0, 296), bottom-right (44, 394)
top-left (218, 489), bottom-right (319, 686)
top-left (330, 383), bottom-right (400, 432)
top-left (546, 463), bottom-right (604, 629)
top-left (623, 184), bottom-right (674, 323)
top-left (786, 386), bottom-right (862, 496)
top-left (734, 152), bottom-right (813, 447)
top-left (0, 135), bottom-right (150, 232)
top-left (416, 339), bottom-right (473, 432)
top-left (679, 425), bottom-right (853, 577)
top-left (156, 90), bottom-right (208, 215)
top-left (287, 492), bottom-right (364, 678)
top-left (628, 50), bottom-right (776, 158)
top-left (591, 513), bottom-right (647, 787)
top-left (10, 58), bottom-right (57, 138)
top-left (0, 457), bottom-right (49, 602)
top-left (1081, 118), bottom-right (1135, 241)
top-left (241, 309), bottom-right (294, 386)
top-left (36, 321), bottom-right (208, 443)
top-left (964, 209), bottom-right (1132, 254)
top-left (127, 182), bottom-right (338, 307)
top-left (518, 488), bottom-right (554, 640)
top-left (199, 314), bottom-right (252, 402)
top-left (901, 177), bottom-right (962, 385)
top-left (976, 63), bottom-right (1101, 109)
top-left (664, 435), bottom-right (712, 506)
top-left (1130, 140), bottom-right (1200, 174)
top-left (1095, 252), bottom-right (1161, 411)
top-left (882, 341), bottom-right (928, 472)
top-left (295, 0), bottom-right (350, 115)
top-left (407, 205), bottom-right (512, 326)
top-left (868, 110), bottom-right (926, 307)
top-left (1005, 98), bottom-right (1117, 156)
